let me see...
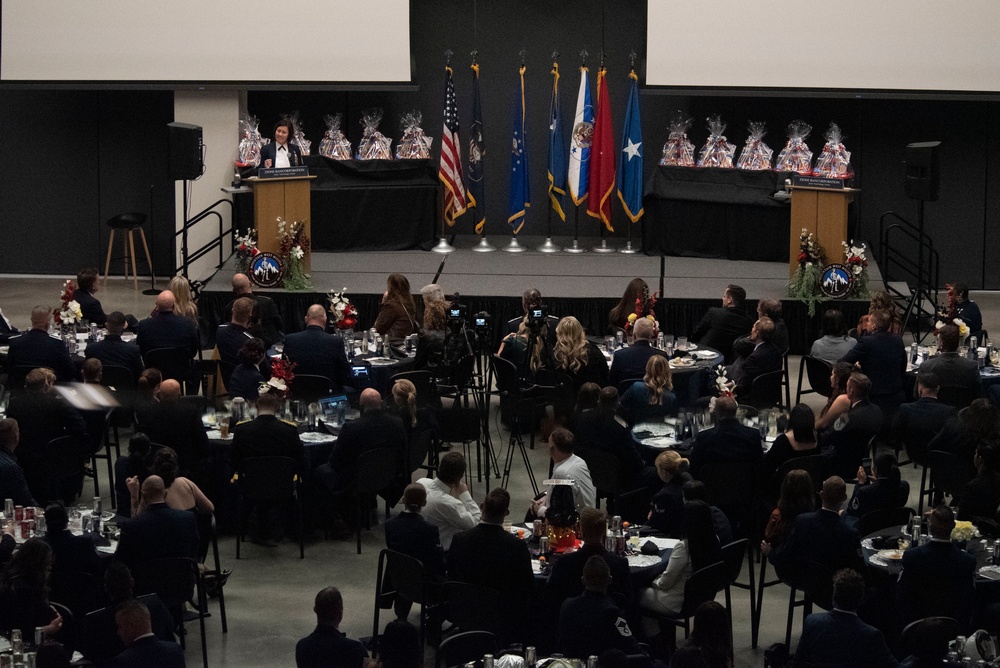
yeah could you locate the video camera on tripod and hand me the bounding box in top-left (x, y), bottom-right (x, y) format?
top-left (527, 305), bottom-right (549, 333)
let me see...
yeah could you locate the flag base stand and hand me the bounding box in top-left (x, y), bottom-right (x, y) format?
top-left (472, 236), bottom-right (496, 252)
top-left (432, 237), bottom-right (456, 254)
top-left (502, 236), bottom-right (527, 253)
top-left (593, 239), bottom-right (615, 254)
top-left (563, 239), bottom-right (586, 254)
top-left (618, 240), bottom-right (640, 254)
top-left (536, 238), bottom-right (560, 253)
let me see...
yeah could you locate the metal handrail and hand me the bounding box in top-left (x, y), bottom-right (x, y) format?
top-left (879, 210), bottom-right (940, 338)
top-left (175, 198), bottom-right (235, 281)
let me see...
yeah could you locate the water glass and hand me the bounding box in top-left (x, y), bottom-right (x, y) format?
top-left (4, 498), bottom-right (12, 520)
top-left (605, 336), bottom-right (615, 353)
top-left (615, 330), bottom-right (624, 349)
top-left (676, 336), bottom-right (688, 351)
top-left (656, 333), bottom-right (665, 349)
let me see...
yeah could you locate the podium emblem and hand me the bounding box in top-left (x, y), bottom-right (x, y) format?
top-left (249, 253), bottom-right (284, 288)
top-left (820, 264), bottom-right (854, 299)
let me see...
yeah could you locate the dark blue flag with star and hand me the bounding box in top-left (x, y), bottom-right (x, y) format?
top-left (616, 69), bottom-right (644, 223)
top-left (468, 62), bottom-right (487, 234)
top-left (508, 65), bottom-right (530, 234)
top-left (547, 61), bottom-right (567, 222)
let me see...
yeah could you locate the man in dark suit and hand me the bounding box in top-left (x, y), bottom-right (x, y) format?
top-left (0, 306), bottom-right (19, 344)
top-left (730, 316), bottom-right (783, 400)
top-left (113, 600), bottom-right (186, 668)
top-left (384, 483), bottom-right (446, 620)
top-left (222, 273), bottom-right (284, 348)
top-left (574, 387), bottom-right (648, 489)
top-left (72, 267), bottom-right (107, 327)
top-left (689, 395), bottom-right (763, 476)
top-left (766, 476), bottom-right (863, 584)
top-left (608, 317), bottom-right (668, 388)
top-left (259, 120), bottom-right (303, 170)
top-left (897, 505), bottom-right (977, 630)
top-left (690, 284), bottom-right (754, 364)
top-left (134, 379), bottom-right (208, 482)
top-left (732, 298), bottom-right (790, 358)
top-left (42, 503), bottom-right (101, 578)
top-left (296, 586), bottom-right (368, 668)
top-left (115, 475), bottom-right (199, 568)
top-left (558, 555), bottom-right (640, 661)
top-left (793, 568), bottom-right (897, 668)
top-left (283, 304), bottom-right (350, 390)
top-left (448, 487), bottom-right (534, 647)
top-left (7, 306), bottom-right (77, 382)
top-left (820, 372), bottom-right (884, 479)
top-left (841, 308), bottom-right (907, 421)
top-left (920, 323), bottom-right (982, 403)
top-left (135, 292), bottom-right (200, 391)
top-left (318, 389), bottom-right (406, 493)
top-left (216, 296), bottom-right (257, 369)
top-left (85, 311), bottom-right (143, 381)
top-left (0, 419), bottom-right (38, 507)
top-left (892, 372), bottom-right (956, 463)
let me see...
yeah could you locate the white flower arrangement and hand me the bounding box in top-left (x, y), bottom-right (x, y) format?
top-left (291, 246), bottom-right (304, 260)
top-left (259, 377), bottom-right (287, 396)
top-left (60, 300), bottom-right (83, 325)
top-left (936, 317), bottom-right (970, 340)
top-left (713, 365), bottom-right (733, 397)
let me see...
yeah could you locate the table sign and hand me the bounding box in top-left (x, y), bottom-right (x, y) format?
top-left (791, 174), bottom-right (848, 189)
top-left (258, 166), bottom-right (309, 179)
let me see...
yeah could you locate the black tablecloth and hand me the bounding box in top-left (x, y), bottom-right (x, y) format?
top-left (642, 166), bottom-right (790, 261)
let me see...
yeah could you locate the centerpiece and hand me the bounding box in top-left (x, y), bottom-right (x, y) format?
top-left (277, 217), bottom-right (313, 291)
top-left (787, 229), bottom-right (826, 316)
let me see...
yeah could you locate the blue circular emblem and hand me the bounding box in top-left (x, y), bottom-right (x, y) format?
top-left (249, 252), bottom-right (284, 288)
top-left (820, 263), bottom-right (854, 299)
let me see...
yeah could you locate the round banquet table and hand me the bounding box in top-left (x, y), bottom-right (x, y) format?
top-left (597, 340), bottom-right (724, 407)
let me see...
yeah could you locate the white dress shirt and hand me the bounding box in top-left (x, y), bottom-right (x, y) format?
top-left (275, 144), bottom-right (291, 168)
top-left (418, 477), bottom-right (481, 551)
top-left (539, 453), bottom-right (596, 516)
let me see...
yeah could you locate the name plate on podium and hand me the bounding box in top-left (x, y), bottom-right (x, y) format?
top-left (791, 174), bottom-right (848, 190)
top-left (258, 166), bottom-right (309, 179)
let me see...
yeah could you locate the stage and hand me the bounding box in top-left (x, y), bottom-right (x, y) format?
top-left (197, 235), bottom-right (886, 355)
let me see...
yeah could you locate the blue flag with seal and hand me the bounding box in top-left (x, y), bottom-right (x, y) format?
top-left (508, 65), bottom-right (530, 234)
top-left (468, 62), bottom-right (487, 235)
top-left (616, 69), bottom-right (644, 223)
top-left (547, 61), bottom-right (566, 222)
top-left (567, 66), bottom-right (593, 206)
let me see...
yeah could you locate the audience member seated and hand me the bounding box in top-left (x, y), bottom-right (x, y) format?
top-left (733, 298), bottom-right (789, 356)
top-left (793, 568), bottom-right (897, 668)
top-left (608, 317), bottom-right (666, 389)
top-left (0, 521), bottom-right (15, 567)
top-left (505, 287), bottom-right (560, 338)
top-left (141, 447), bottom-right (214, 559)
top-left (559, 555), bottom-right (640, 661)
top-left (296, 586), bottom-right (368, 668)
top-left (856, 290), bottom-right (902, 337)
top-left (638, 501), bottom-right (722, 644)
top-left (765, 476), bottom-right (862, 584)
top-left (619, 356), bottom-right (677, 426)
top-left (6, 305), bottom-right (77, 382)
top-left (683, 481), bottom-right (733, 547)
top-left (690, 284), bottom-right (754, 365)
top-left (228, 337), bottom-right (267, 402)
top-left (550, 316), bottom-right (610, 390)
top-left (685, 601), bottom-right (733, 668)
top-left (282, 304), bottom-right (350, 390)
top-left (383, 484), bottom-right (445, 619)
top-left (841, 309), bottom-right (907, 421)
top-left (820, 372), bottom-right (884, 479)
top-left (216, 296), bottom-right (257, 369)
top-left (135, 290), bottom-right (200, 362)
top-left (413, 283), bottom-right (448, 373)
top-left (729, 316), bottom-right (782, 401)
top-left (41, 502), bottom-right (101, 579)
top-left (762, 470), bottom-right (816, 555)
top-left (920, 323), bottom-right (982, 403)
top-left (548, 508), bottom-right (634, 623)
top-left (899, 617), bottom-right (963, 668)
top-left (927, 398), bottom-right (999, 479)
top-left (0, 538), bottom-right (63, 639)
top-left (84, 311), bottom-right (143, 382)
top-left (417, 452), bottom-right (480, 551)
top-left (135, 368), bottom-right (162, 409)
top-left (449, 488), bottom-right (534, 646)
top-left (815, 362), bottom-right (854, 431)
top-left (115, 475), bottom-right (198, 569)
top-left (498, 315), bottom-right (551, 384)
top-left (6, 368), bottom-right (87, 503)
top-left (115, 433), bottom-right (150, 519)
top-left (223, 273), bottom-right (284, 348)
top-left (810, 309), bottom-right (857, 364)
top-left (134, 379), bottom-right (208, 483)
top-left (892, 372), bottom-right (957, 463)
top-left (846, 452), bottom-right (902, 524)
top-left (575, 386), bottom-right (647, 489)
top-left (897, 505), bottom-right (976, 632)
top-left (648, 451), bottom-right (694, 537)
top-left (113, 599), bottom-right (186, 668)
top-left (958, 442), bottom-right (1000, 521)
top-left (608, 278), bottom-right (651, 333)
top-left (373, 619), bottom-right (422, 668)
top-left (0, 418), bottom-right (38, 507)
top-left (0, 305), bottom-right (20, 344)
top-left (389, 378), bottom-right (438, 442)
top-left (689, 395), bottom-right (762, 478)
top-left (762, 403), bottom-right (820, 492)
top-left (72, 267), bottom-right (108, 327)
top-left (167, 275), bottom-right (199, 328)
top-left (529, 428), bottom-right (596, 518)
top-left (943, 281), bottom-right (983, 337)
top-left (374, 273), bottom-right (419, 343)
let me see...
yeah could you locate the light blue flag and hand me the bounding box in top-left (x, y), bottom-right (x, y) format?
top-left (567, 66), bottom-right (593, 206)
top-left (508, 65), bottom-right (530, 234)
top-left (616, 70), bottom-right (644, 222)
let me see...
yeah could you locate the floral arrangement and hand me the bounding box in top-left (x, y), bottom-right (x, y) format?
top-left (259, 358), bottom-right (296, 399)
top-left (951, 520), bottom-right (976, 543)
top-left (327, 288), bottom-right (359, 331)
top-left (234, 229), bottom-right (259, 273)
top-left (842, 240), bottom-right (870, 299)
top-left (53, 280), bottom-right (82, 327)
top-left (935, 317), bottom-right (970, 340)
top-left (787, 229), bottom-right (826, 316)
top-left (713, 365), bottom-right (733, 398)
top-left (624, 290), bottom-right (660, 336)
top-left (277, 217), bottom-right (313, 291)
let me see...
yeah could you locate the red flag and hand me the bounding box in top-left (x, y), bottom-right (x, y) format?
top-left (586, 67), bottom-right (615, 232)
top-left (439, 66), bottom-right (467, 226)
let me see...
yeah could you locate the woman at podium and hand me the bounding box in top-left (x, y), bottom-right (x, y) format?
top-left (259, 120), bottom-right (302, 170)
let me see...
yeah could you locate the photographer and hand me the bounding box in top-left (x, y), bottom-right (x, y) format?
top-left (499, 305), bottom-right (553, 384)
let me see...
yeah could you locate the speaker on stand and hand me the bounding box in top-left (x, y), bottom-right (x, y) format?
top-left (141, 183), bottom-right (159, 296)
top-left (903, 140), bottom-right (941, 342)
top-left (167, 122), bottom-right (204, 280)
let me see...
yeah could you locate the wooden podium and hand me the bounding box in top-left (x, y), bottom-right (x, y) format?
top-left (788, 186), bottom-right (858, 278)
top-left (248, 175), bottom-right (315, 271)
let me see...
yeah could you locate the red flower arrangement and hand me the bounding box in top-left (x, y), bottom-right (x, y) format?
top-left (624, 291), bottom-right (660, 335)
top-left (259, 358), bottom-right (297, 399)
top-left (53, 280), bottom-right (82, 326)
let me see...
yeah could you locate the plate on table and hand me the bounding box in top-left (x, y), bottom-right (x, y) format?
top-left (299, 432), bottom-right (335, 444)
top-left (669, 358), bottom-right (696, 368)
top-left (643, 436), bottom-right (680, 449)
top-left (691, 350), bottom-right (717, 360)
top-left (675, 343), bottom-right (698, 352)
top-left (877, 548), bottom-right (904, 561)
top-left (982, 367), bottom-right (1000, 377)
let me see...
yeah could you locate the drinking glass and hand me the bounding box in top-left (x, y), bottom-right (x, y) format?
top-left (605, 336), bottom-right (615, 353)
top-left (218, 415), bottom-right (231, 439)
top-left (273, 342), bottom-right (285, 356)
top-left (676, 336), bottom-right (688, 351)
top-left (615, 331), bottom-right (624, 349)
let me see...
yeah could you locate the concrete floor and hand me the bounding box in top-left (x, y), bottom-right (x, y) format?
top-left (2, 275), bottom-right (998, 667)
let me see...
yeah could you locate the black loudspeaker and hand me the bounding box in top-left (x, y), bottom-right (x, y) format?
top-left (904, 141), bottom-right (941, 201)
top-left (167, 122), bottom-right (204, 181)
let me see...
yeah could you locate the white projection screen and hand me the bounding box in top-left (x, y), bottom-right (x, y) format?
top-left (1, 0), bottom-right (411, 83)
top-left (647, 0), bottom-right (1000, 93)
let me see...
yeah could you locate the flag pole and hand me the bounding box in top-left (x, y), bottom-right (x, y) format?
top-left (469, 49), bottom-right (495, 253)
top-left (593, 52), bottom-right (614, 254)
top-left (433, 50), bottom-right (457, 254)
top-left (503, 49), bottom-right (528, 253)
top-left (538, 51), bottom-right (562, 253)
top-left (620, 50), bottom-right (641, 255)
top-left (565, 205), bottom-right (585, 253)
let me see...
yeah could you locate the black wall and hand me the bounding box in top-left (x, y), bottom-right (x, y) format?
top-left (3, 0), bottom-right (1000, 289)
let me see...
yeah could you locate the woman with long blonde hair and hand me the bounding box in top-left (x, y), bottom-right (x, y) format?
top-left (619, 354), bottom-right (677, 425)
top-left (551, 316), bottom-right (608, 388)
top-left (168, 275), bottom-right (199, 326)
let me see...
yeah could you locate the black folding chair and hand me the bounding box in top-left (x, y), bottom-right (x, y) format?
top-left (858, 506), bottom-right (915, 537)
top-left (795, 355), bottom-right (833, 404)
top-left (372, 549), bottom-right (439, 650)
top-left (142, 347), bottom-right (196, 392)
top-left (641, 562), bottom-right (726, 641)
top-left (291, 373), bottom-right (334, 402)
top-left (132, 557), bottom-right (209, 668)
top-left (354, 447), bottom-right (403, 554)
top-left (236, 456), bottom-right (304, 559)
top-left (438, 631), bottom-right (497, 668)
top-left (576, 446), bottom-right (625, 511)
top-left (747, 370), bottom-right (784, 410)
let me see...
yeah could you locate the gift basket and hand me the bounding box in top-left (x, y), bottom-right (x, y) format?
top-left (394, 111), bottom-right (432, 159)
top-left (776, 120), bottom-right (814, 174)
top-left (318, 114), bottom-right (352, 160)
top-left (697, 115), bottom-right (736, 168)
top-left (659, 112), bottom-right (696, 167)
top-left (282, 111), bottom-right (310, 156)
top-left (736, 121), bottom-right (773, 171)
top-left (813, 122), bottom-right (853, 178)
top-left (237, 114), bottom-right (264, 167)
top-left (357, 109), bottom-right (393, 160)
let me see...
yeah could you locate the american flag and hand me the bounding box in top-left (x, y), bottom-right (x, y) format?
top-left (439, 66), bottom-right (467, 226)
